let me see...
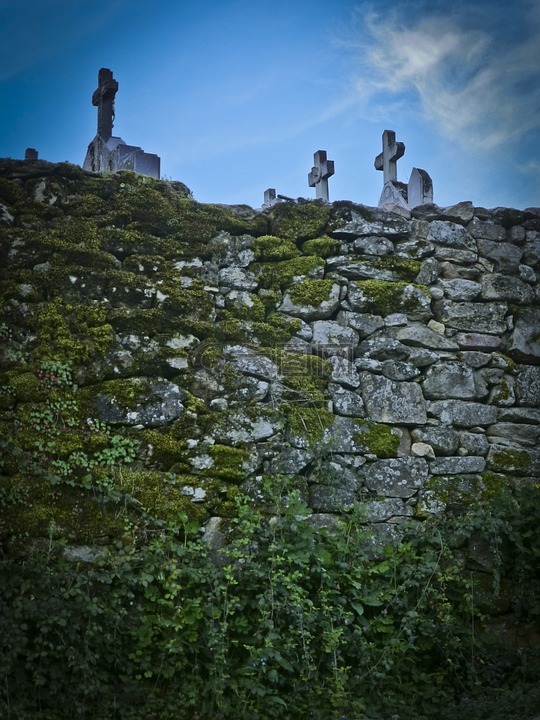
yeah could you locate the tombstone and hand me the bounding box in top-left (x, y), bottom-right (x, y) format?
top-left (262, 188), bottom-right (278, 209)
top-left (408, 168), bottom-right (433, 208)
top-left (308, 150), bottom-right (334, 202)
top-left (24, 148), bottom-right (38, 160)
top-left (83, 68), bottom-right (160, 179)
top-left (374, 130), bottom-right (408, 209)
top-left (374, 129), bottom-right (433, 209)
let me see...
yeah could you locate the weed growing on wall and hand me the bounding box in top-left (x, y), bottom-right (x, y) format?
top-left (1, 478), bottom-right (539, 719)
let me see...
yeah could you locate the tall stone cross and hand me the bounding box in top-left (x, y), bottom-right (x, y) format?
top-left (92, 68), bottom-right (119, 140)
top-left (374, 129), bottom-right (405, 183)
top-left (308, 150), bottom-right (334, 201)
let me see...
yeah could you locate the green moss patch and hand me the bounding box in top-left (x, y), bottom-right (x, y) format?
top-left (301, 235), bottom-right (341, 258)
top-left (269, 201), bottom-right (330, 242)
top-left (285, 405), bottom-right (334, 442)
top-left (374, 256), bottom-right (421, 281)
top-left (0, 473), bottom-right (124, 545)
top-left (288, 278), bottom-right (335, 306)
top-left (254, 256), bottom-right (325, 290)
top-left (254, 234), bottom-right (299, 261)
top-left (489, 448), bottom-right (532, 474)
top-left (354, 421), bottom-right (400, 458)
top-left (205, 444), bottom-right (252, 482)
top-left (351, 279), bottom-right (429, 316)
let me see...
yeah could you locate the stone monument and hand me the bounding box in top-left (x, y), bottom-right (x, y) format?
top-left (83, 68), bottom-right (160, 179)
top-left (262, 188), bottom-right (278, 209)
top-left (308, 150), bottom-right (334, 202)
top-left (374, 129), bottom-right (432, 209)
top-left (24, 148), bottom-right (38, 160)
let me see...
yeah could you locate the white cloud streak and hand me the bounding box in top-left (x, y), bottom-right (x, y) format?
top-left (351, 3), bottom-right (540, 150)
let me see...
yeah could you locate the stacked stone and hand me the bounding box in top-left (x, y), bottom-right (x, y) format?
top-left (2, 163), bottom-right (539, 535)
top-left (211, 201), bottom-right (539, 528)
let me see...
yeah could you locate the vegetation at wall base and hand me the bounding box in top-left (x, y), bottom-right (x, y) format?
top-left (1, 478), bottom-right (539, 720)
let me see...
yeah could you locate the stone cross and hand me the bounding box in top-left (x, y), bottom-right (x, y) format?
top-left (374, 130), bottom-right (405, 184)
top-left (92, 68), bottom-right (119, 140)
top-left (308, 150), bottom-right (334, 201)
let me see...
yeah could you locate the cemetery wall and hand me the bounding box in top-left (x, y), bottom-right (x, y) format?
top-left (1, 161), bottom-right (539, 549)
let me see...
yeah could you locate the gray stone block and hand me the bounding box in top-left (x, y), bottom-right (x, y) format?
top-left (428, 400), bottom-right (498, 427)
top-left (429, 456), bottom-right (486, 475)
top-left (365, 457), bottom-right (428, 497)
top-left (423, 362), bottom-right (477, 399)
top-left (360, 373), bottom-right (427, 425)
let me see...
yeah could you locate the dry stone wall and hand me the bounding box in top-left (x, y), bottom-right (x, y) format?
top-left (1, 162), bottom-right (539, 545)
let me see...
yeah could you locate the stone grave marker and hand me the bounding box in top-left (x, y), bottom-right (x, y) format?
top-left (83, 68), bottom-right (161, 179)
top-left (374, 129), bottom-right (433, 209)
top-left (308, 150), bottom-right (334, 202)
top-left (262, 188), bottom-right (278, 208)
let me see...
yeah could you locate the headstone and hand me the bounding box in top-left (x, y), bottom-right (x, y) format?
top-left (24, 148), bottom-right (38, 160)
top-left (83, 68), bottom-right (160, 179)
top-left (374, 129), bottom-right (433, 209)
top-left (308, 150), bottom-right (334, 202)
top-left (262, 188), bottom-right (278, 209)
top-left (408, 167), bottom-right (433, 208)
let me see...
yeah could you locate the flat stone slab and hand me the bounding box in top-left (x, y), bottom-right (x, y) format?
top-left (411, 427), bottom-right (460, 455)
top-left (365, 457), bottom-right (429, 498)
top-left (329, 383), bottom-right (366, 417)
top-left (337, 311), bottom-right (385, 339)
top-left (510, 308), bottom-right (540, 363)
top-left (426, 220), bottom-right (476, 249)
top-left (359, 372), bottom-right (427, 425)
top-left (215, 410), bottom-right (281, 445)
top-left (311, 320), bottom-right (359, 351)
top-left (441, 279), bottom-right (482, 301)
top-left (486, 422), bottom-right (540, 447)
top-left (438, 300), bottom-right (508, 334)
top-left (516, 365), bottom-right (540, 407)
top-left (428, 399), bottom-right (498, 427)
top-left (387, 323), bottom-right (459, 350)
top-left (455, 333), bottom-right (502, 350)
top-left (360, 498), bottom-right (413, 522)
top-left (279, 282), bottom-right (341, 321)
top-left (225, 345), bottom-right (281, 381)
top-left (422, 361), bottom-right (477, 399)
top-left (429, 456), bottom-right (486, 475)
top-left (328, 356), bottom-right (360, 388)
top-left (480, 274), bottom-right (534, 304)
top-left (96, 378), bottom-right (187, 427)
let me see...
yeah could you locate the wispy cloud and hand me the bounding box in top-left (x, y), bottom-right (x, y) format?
top-left (349, 2), bottom-right (540, 150)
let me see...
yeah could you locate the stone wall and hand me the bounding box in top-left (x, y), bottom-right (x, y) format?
top-left (0, 161), bottom-right (539, 544)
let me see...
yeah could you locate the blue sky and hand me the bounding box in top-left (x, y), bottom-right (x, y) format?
top-left (1, 0), bottom-right (539, 210)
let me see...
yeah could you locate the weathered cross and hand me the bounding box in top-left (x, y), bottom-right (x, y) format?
top-left (92, 68), bottom-right (119, 140)
top-left (308, 150), bottom-right (334, 201)
top-left (374, 129), bottom-right (405, 183)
